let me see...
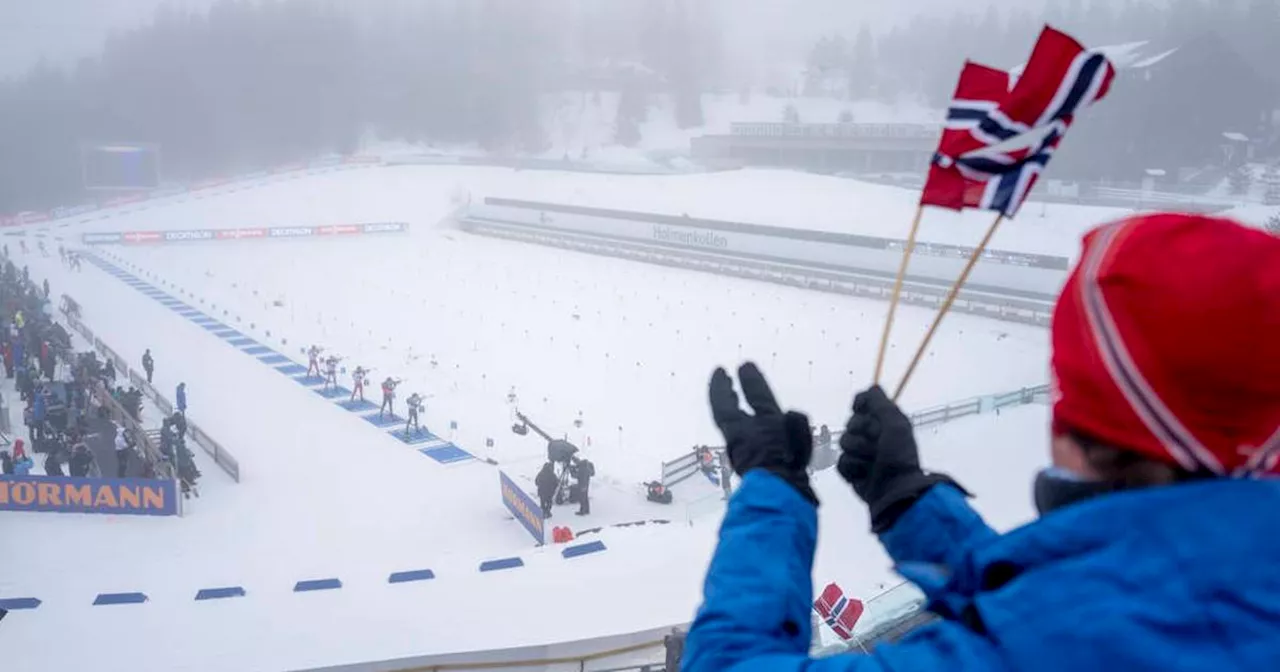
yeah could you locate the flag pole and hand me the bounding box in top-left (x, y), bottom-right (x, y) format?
top-left (893, 212), bottom-right (1005, 401)
top-left (873, 206), bottom-right (925, 384)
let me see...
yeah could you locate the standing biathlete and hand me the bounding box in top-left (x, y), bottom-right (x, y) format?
top-left (306, 345), bottom-right (323, 378)
top-left (350, 366), bottom-right (368, 402)
top-left (405, 392), bottom-right (425, 435)
top-left (322, 355), bottom-right (340, 391)
top-left (379, 377), bottom-right (401, 419)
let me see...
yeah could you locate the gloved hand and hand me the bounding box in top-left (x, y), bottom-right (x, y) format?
top-left (709, 363), bottom-right (818, 505)
top-left (838, 386), bottom-right (962, 533)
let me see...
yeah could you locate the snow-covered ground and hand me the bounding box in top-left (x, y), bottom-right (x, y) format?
top-left (2, 165), bottom-right (1066, 670)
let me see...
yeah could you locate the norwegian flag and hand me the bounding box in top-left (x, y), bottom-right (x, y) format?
top-left (921, 26), bottom-right (1116, 217)
top-left (920, 61), bottom-right (1012, 212)
top-left (813, 582), bottom-right (864, 641)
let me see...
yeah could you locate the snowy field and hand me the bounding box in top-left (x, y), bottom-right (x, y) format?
top-left (3, 165), bottom-right (1065, 669)
top-left (85, 166), bottom-right (1054, 487)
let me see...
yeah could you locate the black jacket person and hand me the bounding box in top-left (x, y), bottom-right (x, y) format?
top-left (535, 461), bottom-right (558, 519)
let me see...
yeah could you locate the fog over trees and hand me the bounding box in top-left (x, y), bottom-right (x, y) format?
top-left (0, 0), bottom-right (1275, 212)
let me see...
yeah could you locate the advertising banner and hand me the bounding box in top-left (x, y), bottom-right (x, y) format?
top-left (215, 227), bottom-right (266, 240)
top-left (82, 222), bottom-right (406, 246)
top-left (82, 232), bottom-right (123, 245)
top-left (163, 230), bottom-right (215, 242)
top-left (268, 226), bottom-right (315, 238)
top-left (122, 231), bottom-right (163, 244)
top-left (52, 204), bottom-right (99, 220)
top-left (316, 225), bottom-right (362, 235)
top-left (499, 471), bottom-right (545, 546)
top-left (20, 212), bottom-right (50, 224)
top-left (363, 222), bottom-right (407, 234)
top-left (0, 475), bottom-right (178, 516)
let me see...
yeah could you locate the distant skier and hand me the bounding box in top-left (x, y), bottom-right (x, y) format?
top-left (37, 240), bottom-right (46, 257)
top-left (350, 366), bottom-right (368, 402)
top-left (323, 355), bottom-right (340, 391)
top-left (379, 377), bottom-right (400, 419)
top-left (306, 345), bottom-right (323, 378)
top-left (404, 392), bottom-right (425, 435)
top-left (142, 349), bottom-right (154, 384)
top-left (41, 278), bottom-right (48, 298)
top-left (19, 240), bottom-right (26, 254)
top-left (536, 461), bottom-right (559, 519)
top-left (176, 382), bottom-right (187, 415)
top-left (58, 244), bottom-right (66, 265)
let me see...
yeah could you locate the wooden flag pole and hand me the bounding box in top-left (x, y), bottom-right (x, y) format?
top-left (873, 206), bottom-right (926, 384)
top-left (893, 212), bottom-right (1005, 402)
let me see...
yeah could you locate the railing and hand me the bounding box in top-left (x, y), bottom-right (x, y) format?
top-left (661, 383), bottom-right (1050, 491)
top-left (730, 122), bottom-right (940, 141)
top-left (63, 295), bottom-right (241, 482)
top-left (463, 220), bottom-right (1053, 328)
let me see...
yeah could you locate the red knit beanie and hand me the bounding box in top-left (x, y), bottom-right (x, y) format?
top-left (1051, 213), bottom-right (1280, 476)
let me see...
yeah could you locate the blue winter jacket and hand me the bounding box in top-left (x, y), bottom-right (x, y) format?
top-left (684, 471), bottom-right (1280, 671)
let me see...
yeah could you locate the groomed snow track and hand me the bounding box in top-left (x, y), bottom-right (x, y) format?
top-left (460, 216), bottom-right (1054, 327)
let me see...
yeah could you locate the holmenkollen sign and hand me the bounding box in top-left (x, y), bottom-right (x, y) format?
top-left (0, 475), bottom-right (178, 516)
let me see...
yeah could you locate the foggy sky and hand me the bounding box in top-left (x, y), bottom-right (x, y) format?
top-left (1, 0), bottom-right (1046, 80)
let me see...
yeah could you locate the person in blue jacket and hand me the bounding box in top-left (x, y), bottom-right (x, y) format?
top-left (176, 382), bottom-right (187, 414)
top-left (684, 214), bottom-right (1280, 671)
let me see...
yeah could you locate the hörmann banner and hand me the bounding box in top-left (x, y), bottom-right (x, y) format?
top-left (82, 222), bottom-right (408, 246)
top-left (499, 471), bottom-right (545, 546)
top-left (0, 475), bottom-right (178, 516)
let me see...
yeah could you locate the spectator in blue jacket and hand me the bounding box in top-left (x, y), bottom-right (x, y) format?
top-left (684, 214), bottom-right (1280, 671)
top-left (176, 382), bottom-right (187, 414)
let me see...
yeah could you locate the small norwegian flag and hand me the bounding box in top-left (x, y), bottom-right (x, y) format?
top-left (921, 26), bottom-right (1116, 217)
top-left (920, 61), bottom-right (1012, 212)
top-left (813, 582), bottom-right (864, 641)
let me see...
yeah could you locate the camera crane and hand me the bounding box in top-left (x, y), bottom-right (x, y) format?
top-left (513, 410), bottom-right (555, 443)
top-left (513, 410), bottom-right (581, 504)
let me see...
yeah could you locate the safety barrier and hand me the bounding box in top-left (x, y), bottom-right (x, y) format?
top-left (660, 383), bottom-right (1050, 490)
top-left (462, 218), bottom-right (1054, 327)
top-left (81, 222), bottom-right (408, 247)
top-left (65, 296), bottom-right (241, 482)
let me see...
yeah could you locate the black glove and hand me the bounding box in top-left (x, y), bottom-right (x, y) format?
top-left (709, 363), bottom-right (817, 505)
top-left (838, 386), bottom-right (962, 533)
